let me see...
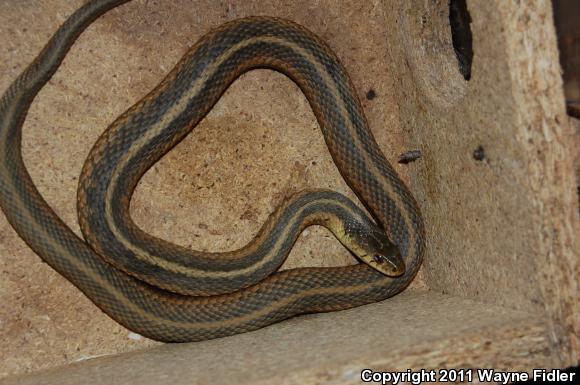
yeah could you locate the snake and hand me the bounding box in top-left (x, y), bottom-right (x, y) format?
top-left (0, 0), bottom-right (425, 343)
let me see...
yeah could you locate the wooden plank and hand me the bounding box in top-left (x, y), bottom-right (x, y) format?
top-left (0, 290), bottom-right (555, 385)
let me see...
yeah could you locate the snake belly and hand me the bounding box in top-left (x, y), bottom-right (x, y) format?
top-left (0, 0), bottom-right (425, 343)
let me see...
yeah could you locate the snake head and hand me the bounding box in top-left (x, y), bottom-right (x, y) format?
top-left (343, 219), bottom-right (405, 277)
top-left (367, 238), bottom-right (405, 277)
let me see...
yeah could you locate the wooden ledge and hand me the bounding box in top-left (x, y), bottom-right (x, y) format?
top-left (1, 290), bottom-right (555, 385)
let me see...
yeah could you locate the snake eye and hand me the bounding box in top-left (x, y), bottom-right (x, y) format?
top-left (373, 255), bottom-right (385, 264)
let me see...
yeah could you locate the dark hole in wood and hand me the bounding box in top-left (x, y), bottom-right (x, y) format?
top-left (552, 0), bottom-right (580, 118)
top-left (449, 0), bottom-right (473, 81)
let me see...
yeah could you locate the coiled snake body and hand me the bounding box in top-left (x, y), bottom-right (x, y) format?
top-left (0, 0), bottom-right (425, 342)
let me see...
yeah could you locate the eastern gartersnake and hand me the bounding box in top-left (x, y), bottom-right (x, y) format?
top-left (0, 0), bottom-right (425, 342)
